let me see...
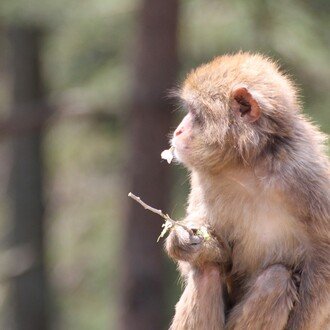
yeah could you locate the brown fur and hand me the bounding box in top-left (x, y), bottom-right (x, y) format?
top-left (165, 53), bottom-right (330, 330)
top-left (170, 265), bottom-right (226, 330)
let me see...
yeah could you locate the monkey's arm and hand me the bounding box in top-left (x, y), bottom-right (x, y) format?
top-left (166, 178), bottom-right (230, 269)
top-left (286, 239), bottom-right (330, 330)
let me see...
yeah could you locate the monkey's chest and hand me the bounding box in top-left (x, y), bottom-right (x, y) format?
top-left (211, 197), bottom-right (306, 272)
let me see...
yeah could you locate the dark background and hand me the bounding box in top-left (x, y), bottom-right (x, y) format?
top-left (0, 0), bottom-right (329, 329)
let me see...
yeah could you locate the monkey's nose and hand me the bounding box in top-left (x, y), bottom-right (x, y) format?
top-left (175, 127), bottom-right (183, 136)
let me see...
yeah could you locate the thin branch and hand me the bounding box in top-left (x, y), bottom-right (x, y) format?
top-left (128, 192), bottom-right (173, 220)
top-left (128, 192), bottom-right (193, 234)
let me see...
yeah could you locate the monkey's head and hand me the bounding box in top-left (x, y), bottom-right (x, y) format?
top-left (171, 53), bottom-right (300, 173)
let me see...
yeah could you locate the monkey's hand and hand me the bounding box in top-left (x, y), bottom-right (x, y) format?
top-left (165, 224), bottom-right (230, 269)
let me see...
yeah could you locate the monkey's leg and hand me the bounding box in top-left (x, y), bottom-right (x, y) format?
top-left (170, 264), bottom-right (225, 330)
top-left (286, 246), bottom-right (330, 330)
top-left (226, 264), bottom-right (297, 330)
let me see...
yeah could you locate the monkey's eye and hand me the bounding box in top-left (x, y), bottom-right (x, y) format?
top-left (189, 107), bottom-right (197, 116)
top-left (189, 107), bottom-right (203, 125)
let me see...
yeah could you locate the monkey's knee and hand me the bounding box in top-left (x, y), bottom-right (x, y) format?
top-left (255, 264), bottom-right (295, 293)
top-left (227, 264), bottom-right (298, 330)
top-left (253, 264), bottom-right (298, 311)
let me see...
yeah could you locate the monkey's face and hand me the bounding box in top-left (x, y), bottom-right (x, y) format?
top-left (172, 105), bottom-right (227, 171)
top-left (172, 86), bottom-right (270, 172)
top-left (171, 53), bottom-right (300, 172)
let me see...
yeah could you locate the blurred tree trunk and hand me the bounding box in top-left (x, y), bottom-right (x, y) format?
top-left (7, 26), bottom-right (50, 330)
top-left (121, 0), bottom-right (179, 329)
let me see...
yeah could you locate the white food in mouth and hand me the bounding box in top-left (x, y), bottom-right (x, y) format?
top-left (161, 146), bottom-right (174, 164)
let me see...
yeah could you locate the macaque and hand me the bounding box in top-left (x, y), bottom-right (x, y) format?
top-left (165, 53), bottom-right (330, 330)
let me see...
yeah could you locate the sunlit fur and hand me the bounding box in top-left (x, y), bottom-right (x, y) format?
top-left (166, 52), bottom-right (330, 330)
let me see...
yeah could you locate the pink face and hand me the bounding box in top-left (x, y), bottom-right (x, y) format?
top-left (172, 113), bottom-right (194, 163)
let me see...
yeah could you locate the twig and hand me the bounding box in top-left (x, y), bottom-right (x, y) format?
top-left (128, 192), bottom-right (193, 234)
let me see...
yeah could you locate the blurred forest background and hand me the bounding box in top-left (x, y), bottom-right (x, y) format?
top-left (0, 0), bottom-right (328, 329)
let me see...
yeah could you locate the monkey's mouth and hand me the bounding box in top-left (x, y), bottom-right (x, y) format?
top-left (172, 137), bottom-right (190, 151)
top-left (172, 146), bottom-right (187, 164)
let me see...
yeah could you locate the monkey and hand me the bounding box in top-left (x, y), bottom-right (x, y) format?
top-left (164, 53), bottom-right (330, 330)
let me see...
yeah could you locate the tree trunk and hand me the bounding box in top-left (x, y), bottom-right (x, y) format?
top-left (7, 26), bottom-right (50, 330)
top-left (121, 0), bottom-right (179, 329)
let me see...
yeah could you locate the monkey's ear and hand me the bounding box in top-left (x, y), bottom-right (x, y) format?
top-left (231, 87), bottom-right (261, 123)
